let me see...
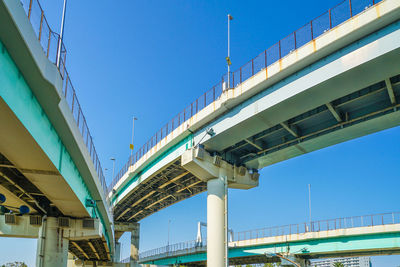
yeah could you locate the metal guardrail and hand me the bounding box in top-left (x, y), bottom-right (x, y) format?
top-left (109, 0), bottom-right (384, 193)
top-left (19, 0), bottom-right (109, 198)
top-left (138, 212), bottom-right (400, 261)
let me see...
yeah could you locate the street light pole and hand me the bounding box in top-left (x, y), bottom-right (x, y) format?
top-left (130, 117), bottom-right (138, 160)
top-left (110, 158), bottom-right (116, 180)
top-left (56, 0), bottom-right (67, 68)
top-left (308, 183), bottom-right (312, 227)
top-left (226, 14), bottom-right (233, 90)
top-left (168, 219), bottom-right (171, 246)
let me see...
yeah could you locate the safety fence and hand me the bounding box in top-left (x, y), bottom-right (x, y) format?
top-left (109, 0), bottom-right (384, 193)
top-left (138, 211), bottom-right (400, 261)
top-left (19, 0), bottom-right (108, 197)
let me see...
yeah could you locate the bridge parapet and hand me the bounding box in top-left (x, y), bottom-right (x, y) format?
top-left (18, 0), bottom-right (109, 199)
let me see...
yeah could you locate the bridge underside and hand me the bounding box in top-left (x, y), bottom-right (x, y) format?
top-left (113, 73), bottom-right (400, 223)
top-left (69, 238), bottom-right (110, 262)
top-left (113, 160), bottom-right (206, 222)
top-left (223, 73), bottom-right (400, 168)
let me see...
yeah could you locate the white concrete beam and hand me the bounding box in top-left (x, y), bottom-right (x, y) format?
top-left (245, 138), bottom-right (263, 150)
top-left (326, 102), bottom-right (342, 122)
top-left (181, 147), bottom-right (259, 189)
top-left (280, 122), bottom-right (299, 137)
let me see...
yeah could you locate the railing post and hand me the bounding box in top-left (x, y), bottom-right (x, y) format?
top-left (71, 93), bottom-right (75, 111)
top-left (47, 31), bottom-right (51, 58)
top-left (38, 10), bottom-right (44, 41)
top-left (240, 67), bottom-right (242, 83)
top-left (251, 59), bottom-right (254, 75)
top-left (213, 86), bottom-right (215, 101)
top-left (204, 93), bottom-right (206, 107)
top-left (294, 31), bottom-right (297, 49)
top-left (349, 0), bottom-right (353, 17)
top-left (64, 76), bottom-right (68, 97)
top-left (28, 0), bottom-right (33, 20)
top-left (62, 49), bottom-right (67, 78)
top-left (278, 40), bottom-right (282, 59)
top-left (77, 110), bottom-right (80, 128)
top-left (311, 20), bottom-right (314, 40)
top-left (264, 50), bottom-right (267, 68)
top-left (329, 9), bottom-right (332, 29)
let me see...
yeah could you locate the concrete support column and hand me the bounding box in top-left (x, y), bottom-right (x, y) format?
top-left (296, 258), bottom-right (310, 267)
top-left (130, 223), bottom-right (140, 267)
top-left (181, 147), bottom-right (259, 267)
top-left (207, 176), bottom-right (226, 267)
top-left (36, 217), bottom-right (69, 267)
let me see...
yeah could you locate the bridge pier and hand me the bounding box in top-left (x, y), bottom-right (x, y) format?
top-left (36, 216), bottom-right (69, 267)
top-left (182, 147), bottom-right (259, 267)
top-left (130, 223), bottom-right (140, 267)
top-left (114, 222), bottom-right (140, 266)
top-left (207, 175), bottom-right (226, 267)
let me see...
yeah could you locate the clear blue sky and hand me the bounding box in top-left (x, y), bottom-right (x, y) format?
top-left (2, 0), bottom-right (400, 266)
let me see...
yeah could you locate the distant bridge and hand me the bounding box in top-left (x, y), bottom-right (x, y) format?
top-left (137, 212), bottom-right (400, 266)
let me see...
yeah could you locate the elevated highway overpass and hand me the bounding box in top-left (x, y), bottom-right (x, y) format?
top-left (0, 0), bottom-right (114, 265)
top-left (108, 0), bottom-right (400, 265)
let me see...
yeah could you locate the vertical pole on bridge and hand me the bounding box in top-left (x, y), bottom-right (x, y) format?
top-left (207, 174), bottom-right (228, 267)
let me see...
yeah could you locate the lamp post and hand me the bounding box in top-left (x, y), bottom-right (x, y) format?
top-left (130, 117), bottom-right (138, 160)
top-left (308, 183), bottom-right (312, 228)
top-left (110, 158), bottom-right (116, 180)
top-left (225, 14), bottom-right (233, 90)
top-left (168, 219), bottom-right (171, 246)
top-left (56, 0), bottom-right (67, 68)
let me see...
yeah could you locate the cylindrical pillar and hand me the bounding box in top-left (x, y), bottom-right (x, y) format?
top-left (130, 223), bottom-right (140, 267)
top-left (36, 217), bottom-right (69, 267)
top-left (207, 176), bottom-right (226, 267)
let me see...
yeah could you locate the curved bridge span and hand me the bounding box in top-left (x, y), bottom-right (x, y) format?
top-left (111, 0), bottom-right (400, 222)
